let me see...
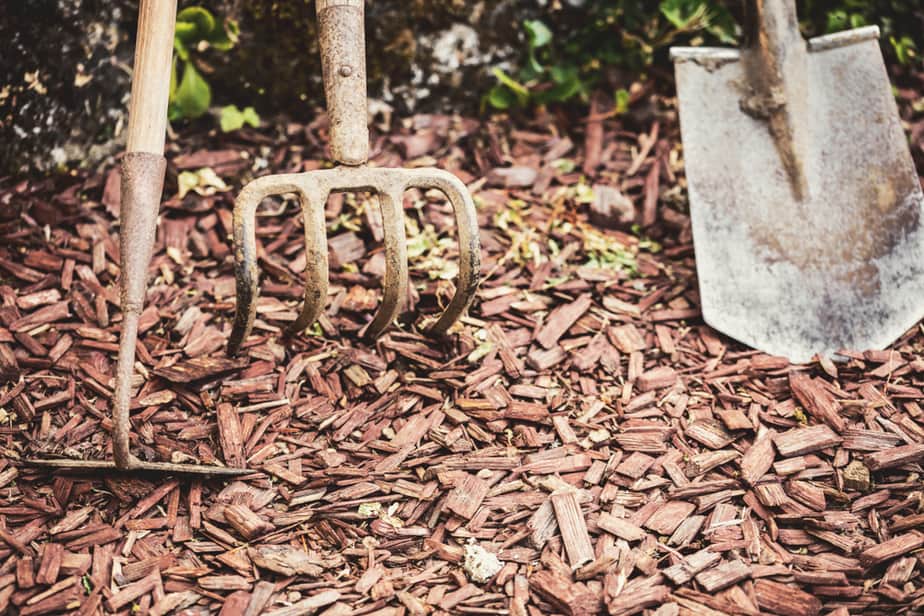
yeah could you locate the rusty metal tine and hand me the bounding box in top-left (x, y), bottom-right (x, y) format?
top-left (408, 170), bottom-right (481, 336)
top-left (228, 176), bottom-right (305, 356)
top-left (228, 1), bottom-right (481, 347)
top-left (363, 186), bottom-right (409, 339)
top-left (287, 185), bottom-right (331, 336)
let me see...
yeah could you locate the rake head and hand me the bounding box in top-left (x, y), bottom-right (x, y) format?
top-left (227, 165), bottom-right (480, 355)
top-left (29, 153), bottom-right (252, 478)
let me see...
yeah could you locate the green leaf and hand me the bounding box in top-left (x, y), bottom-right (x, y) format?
top-left (659, 0), bottom-right (691, 29)
top-left (207, 18), bottom-right (240, 51)
top-left (241, 106), bottom-right (260, 127)
top-left (177, 167), bottom-right (230, 199)
top-left (542, 77), bottom-right (584, 104)
top-left (174, 22), bottom-right (199, 44)
top-left (176, 6), bottom-right (217, 43)
top-left (172, 61), bottom-right (211, 119)
top-left (526, 52), bottom-right (544, 76)
top-left (524, 20), bottom-right (552, 49)
top-left (173, 37), bottom-right (189, 62)
top-left (539, 64), bottom-right (583, 103)
top-left (890, 35), bottom-right (916, 64)
top-left (825, 10), bottom-right (848, 32)
top-left (169, 55), bottom-right (178, 101)
top-left (219, 105), bottom-right (260, 132)
top-left (219, 105), bottom-right (244, 132)
top-left (614, 88), bottom-right (630, 114)
top-left (491, 67), bottom-right (530, 106)
top-left (659, 0), bottom-right (709, 31)
top-left (549, 64), bottom-right (577, 85)
top-left (486, 85), bottom-right (515, 110)
top-left (177, 170), bottom-right (200, 199)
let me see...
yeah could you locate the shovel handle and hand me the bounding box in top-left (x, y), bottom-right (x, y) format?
top-left (741, 0), bottom-right (808, 201)
top-left (317, 0), bottom-right (369, 166)
top-left (742, 0), bottom-right (802, 59)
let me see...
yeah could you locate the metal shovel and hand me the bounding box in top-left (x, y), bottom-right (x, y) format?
top-left (227, 0), bottom-right (480, 355)
top-left (671, 0), bottom-right (924, 362)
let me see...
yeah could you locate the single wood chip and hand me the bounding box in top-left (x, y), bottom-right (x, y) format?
top-left (445, 473), bottom-right (490, 520)
top-left (859, 532), bottom-right (924, 567)
top-left (550, 490), bottom-right (594, 569)
top-left (773, 424), bottom-right (842, 457)
top-left (864, 443), bottom-right (924, 471)
top-left (536, 294), bottom-right (592, 349)
top-left (528, 569), bottom-right (598, 616)
top-left (694, 559), bottom-right (751, 592)
top-left (217, 402), bottom-right (245, 468)
top-left (754, 579), bottom-right (822, 616)
top-left (596, 512), bottom-right (645, 542)
top-left (740, 430), bottom-right (775, 485)
top-left (644, 501), bottom-right (696, 535)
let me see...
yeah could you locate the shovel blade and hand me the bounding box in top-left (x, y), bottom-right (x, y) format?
top-left (672, 27), bottom-right (924, 362)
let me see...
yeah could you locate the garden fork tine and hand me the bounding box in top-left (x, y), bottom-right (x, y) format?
top-left (227, 0), bottom-right (479, 355)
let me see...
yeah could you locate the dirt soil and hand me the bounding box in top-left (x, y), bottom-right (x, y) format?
top-left (1, 82), bottom-right (924, 615)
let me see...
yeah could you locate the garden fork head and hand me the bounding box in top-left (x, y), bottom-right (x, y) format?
top-left (227, 0), bottom-right (480, 355)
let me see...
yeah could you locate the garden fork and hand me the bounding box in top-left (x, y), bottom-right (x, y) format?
top-left (226, 0), bottom-right (480, 355)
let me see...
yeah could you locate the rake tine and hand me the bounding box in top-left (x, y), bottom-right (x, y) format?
top-left (228, 176), bottom-right (303, 356)
top-left (410, 170), bottom-right (481, 336)
top-left (287, 185), bottom-right (331, 336)
top-left (363, 186), bottom-right (409, 339)
top-left (27, 458), bottom-right (253, 476)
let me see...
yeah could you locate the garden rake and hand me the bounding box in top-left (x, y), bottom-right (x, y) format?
top-left (671, 0), bottom-right (924, 363)
top-left (30, 0), bottom-right (248, 476)
top-left (28, 0), bottom-right (478, 476)
top-left (226, 0), bottom-right (480, 355)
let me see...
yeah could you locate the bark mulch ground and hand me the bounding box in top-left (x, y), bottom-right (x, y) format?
top-left (1, 85), bottom-right (924, 615)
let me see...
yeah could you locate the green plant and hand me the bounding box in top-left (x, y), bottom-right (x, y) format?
top-left (169, 6), bottom-right (241, 121)
top-left (486, 0), bottom-right (736, 111)
top-left (219, 105), bottom-right (260, 132)
top-left (487, 0), bottom-right (923, 112)
top-left (801, 0), bottom-right (922, 65)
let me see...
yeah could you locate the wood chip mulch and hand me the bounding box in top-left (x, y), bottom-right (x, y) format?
top-left (1, 93), bottom-right (924, 615)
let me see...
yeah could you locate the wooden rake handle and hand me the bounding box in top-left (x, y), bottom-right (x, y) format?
top-left (113, 0), bottom-right (176, 469)
top-left (317, 0), bottom-right (369, 166)
top-left (126, 0), bottom-right (176, 154)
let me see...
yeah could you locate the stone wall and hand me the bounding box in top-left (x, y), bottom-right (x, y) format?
top-left (1, 0), bottom-right (529, 175)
